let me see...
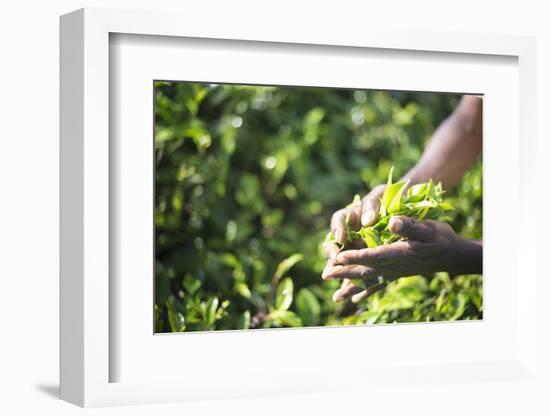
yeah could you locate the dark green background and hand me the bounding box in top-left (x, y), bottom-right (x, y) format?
top-left (154, 82), bottom-right (482, 332)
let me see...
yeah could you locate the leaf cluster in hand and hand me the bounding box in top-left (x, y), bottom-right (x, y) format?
top-left (334, 166), bottom-right (454, 250)
top-left (325, 167), bottom-right (455, 290)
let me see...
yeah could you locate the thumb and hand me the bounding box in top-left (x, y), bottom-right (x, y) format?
top-left (360, 204), bottom-right (377, 227)
top-left (360, 186), bottom-right (384, 226)
top-left (388, 216), bottom-right (434, 242)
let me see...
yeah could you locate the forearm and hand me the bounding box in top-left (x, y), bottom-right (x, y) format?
top-left (402, 95), bottom-right (482, 190)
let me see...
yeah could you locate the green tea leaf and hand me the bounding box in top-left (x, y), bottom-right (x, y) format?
top-left (166, 301), bottom-right (186, 332)
top-left (381, 171), bottom-right (409, 212)
top-left (361, 227), bottom-right (381, 248)
top-left (183, 274), bottom-right (201, 295)
top-left (346, 194), bottom-right (362, 209)
top-left (279, 310), bottom-right (303, 327)
top-left (324, 231), bottom-right (343, 249)
top-left (417, 206), bottom-right (431, 220)
top-left (270, 310), bottom-right (303, 327)
top-left (237, 310), bottom-right (251, 330)
top-left (275, 277), bottom-right (294, 311)
top-left (296, 288), bottom-right (321, 326)
top-left (207, 297), bottom-right (219, 325)
top-left (273, 253), bottom-right (303, 285)
top-left (344, 212), bottom-right (353, 241)
top-left (381, 230), bottom-right (400, 245)
top-left (406, 183), bottom-right (427, 200)
top-left (387, 179), bottom-right (410, 214)
top-left (235, 282), bottom-right (252, 299)
top-left (386, 166), bottom-right (394, 187)
top-left (411, 200), bottom-right (437, 208)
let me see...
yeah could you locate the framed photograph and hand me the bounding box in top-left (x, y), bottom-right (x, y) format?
top-left (60, 7), bottom-right (539, 408)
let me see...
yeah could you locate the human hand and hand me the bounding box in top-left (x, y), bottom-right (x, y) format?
top-left (323, 185), bottom-right (386, 259)
top-left (322, 185), bottom-right (385, 303)
top-left (325, 216), bottom-right (482, 303)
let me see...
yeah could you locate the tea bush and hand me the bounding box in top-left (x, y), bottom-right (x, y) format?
top-left (154, 82), bottom-right (482, 332)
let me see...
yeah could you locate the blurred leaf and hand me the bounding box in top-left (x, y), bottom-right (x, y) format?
top-left (275, 277), bottom-right (294, 311)
top-left (269, 310), bottom-right (303, 327)
top-left (235, 282), bottom-right (252, 299)
top-left (166, 301), bottom-right (186, 332)
top-left (207, 297), bottom-right (219, 325)
top-left (296, 288), bottom-right (321, 326)
top-left (278, 310), bottom-right (303, 327)
top-left (237, 310), bottom-right (251, 330)
top-left (183, 274), bottom-right (201, 295)
top-left (273, 254), bottom-right (303, 285)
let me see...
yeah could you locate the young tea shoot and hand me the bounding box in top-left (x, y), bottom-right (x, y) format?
top-left (325, 167), bottom-right (454, 289)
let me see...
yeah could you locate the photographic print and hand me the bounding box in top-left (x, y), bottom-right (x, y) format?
top-left (154, 81), bottom-right (482, 333)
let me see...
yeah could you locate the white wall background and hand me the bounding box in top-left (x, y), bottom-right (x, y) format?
top-left (0, 1), bottom-right (548, 414)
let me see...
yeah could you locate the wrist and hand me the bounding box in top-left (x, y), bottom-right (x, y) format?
top-left (449, 238), bottom-right (482, 275)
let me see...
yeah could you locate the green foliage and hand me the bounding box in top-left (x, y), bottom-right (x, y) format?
top-left (154, 81), bottom-right (482, 332)
top-left (296, 288), bottom-right (321, 326)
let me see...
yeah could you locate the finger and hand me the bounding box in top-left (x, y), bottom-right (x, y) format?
top-left (321, 264), bottom-right (379, 283)
top-left (329, 209), bottom-right (348, 244)
top-left (330, 207), bottom-right (362, 244)
top-left (351, 283), bottom-right (386, 304)
top-left (335, 242), bottom-right (411, 266)
top-left (361, 185), bottom-right (384, 226)
top-left (341, 278), bottom-right (352, 289)
top-left (322, 241), bottom-right (340, 262)
top-left (322, 261), bottom-right (336, 281)
top-left (332, 278), bottom-right (352, 298)
top-left (389, 216), bottom-right (434, 242)
top-left (332, 280), bottom-right (363, 302)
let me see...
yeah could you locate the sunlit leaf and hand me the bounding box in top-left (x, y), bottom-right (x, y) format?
top-left (361, 227), bottom-right (381, 248)
top-left (166, 301), bottom-right (186, 332)
top-left (275, 277), bottom-right (294, 311)
top-left (235, 282), bottom-right (252, 299)
top-left (387, 179), bottom-right (410, 214)
top-left (207, 297), bottom-right (219, 325)
top-left (273, 254), bottom-right (303, 285)
top-left (269, 310), bottom-right (303, 327)
top-left (237, 310), bottom-right (251, 330)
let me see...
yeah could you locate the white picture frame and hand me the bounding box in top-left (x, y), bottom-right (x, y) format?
top-left (60, 7), bottom-right (539, 408)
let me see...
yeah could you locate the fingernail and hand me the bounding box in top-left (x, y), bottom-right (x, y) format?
top-left (334, 229), bottom-right (343, 243)
top-left (361, 210), bottom-right (375, 226)
top-left (332, 291), bottom-right (343, 302)
top-left (390, 217), bottom-right (403, 232)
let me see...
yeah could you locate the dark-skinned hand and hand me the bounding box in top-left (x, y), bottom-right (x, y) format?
top-left (323, 187), bottom-right (482, 304)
